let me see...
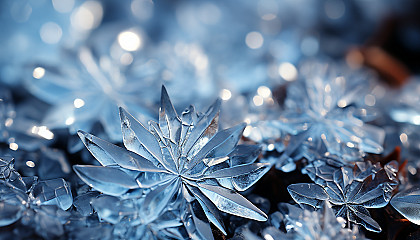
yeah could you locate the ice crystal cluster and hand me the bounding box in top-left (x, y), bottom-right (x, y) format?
top-left (2, 0), bottom-right (420, 239)
top-left (262, 202), bottom-right (368, 240)
top-left (288, 159), bottom-right (398, 232)
top-left (255, 62), bottom-right (385, 172)
top-left (73, 86), bottom-right (270, 239)
top-left (0, 157), bottom-right (72, 239)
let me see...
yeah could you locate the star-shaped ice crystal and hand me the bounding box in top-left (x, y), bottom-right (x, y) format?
top-left (73, 86), bottom-right (270, 239)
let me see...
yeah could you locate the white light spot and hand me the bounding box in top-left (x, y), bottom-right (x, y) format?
top-left (220, 89), bottom-right (232, 101)
top-left (71, 1), bottom-right (103, 31)
top-left (52, 0), bottom-right (75, 13)
top-left (264, 234), bottom-right (275, 240)
top-left (65, 117), bottom-right (75, 126)
top-left (257, 86), bottom-right (271, 98)
top-left (40, 22), bottom-right (63, 44)
top-left (243, 125), bottom-right (253, 137)
top-left (278, 62), bottom-right (297, 81)
top-left (5, 118), bottom-right (13, 127)
top-left (26, 160), bottom-right (35, 168)
top-left (321, 134), bottom-right (327, 140)
top-left (267, 144), bottom-right (275, 151)
top-left (9, 142), bottom-right (18, 151)
top-left (337, 99), bottom-right (347, 108)
top-left (33, 67), bottom-right (45, 79)
top-left (400, 133), bottom-right (408, 144)
top-left (245, 32), bottom-right (264, 49)
top-left (31, 126), bottom-right (54, 140)
top-left (324, 84), bottom-right (331, 93)
top-left (73, 98), bottom-right (85, 108)
top-left (244, 118), bottom-right (251, 124)
top-left (253, 95), bottom-right (264, 106)
top-left (346, 142), bottom-right (355, 148)
top-left (118, 31), bottom-right (142, 51)
top-left (413, 116), bottom-right (420, 125)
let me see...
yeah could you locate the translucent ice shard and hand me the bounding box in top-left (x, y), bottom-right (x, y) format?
top-left (75, 86), bottom-right (269, 239)
top-left (0, 169), bottom-right (72, 238)
top-left (391, 186), bottom-right (420, 225)
top-left (288, 160), bottom-right (398, 232)
top-left (257, 61), bottom-right (385, 168)
top-left (266, 202), bottom-right (368, 240)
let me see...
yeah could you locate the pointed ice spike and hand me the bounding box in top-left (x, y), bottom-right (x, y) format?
top-left (349, 205), bottom-right (381, 232)
top-left (119, 107), bottom-right (171, 170)
top-left (159, 86), bottom-right (181, 143)
top-left (73, 165), bottom-right (138, 196)
top-left (391, 186), bottom-right (420, 225)
top-left (187, 123), bottom-right (246, 170)
top-left (232, 163), bottom-right (272, 191)
top-left (187, 185), bottom-right (227, 235)
top-left (182, 99), bottom-right (221, 157)
top-left (288, 183), bottom-right (328, 210)
top-left (189, 201), bottom-right (214, 240)
top-left (141, 178), bottom-right (180, 222)
top-left (197, 183), bottom-right (267, 221)
top-left (31, 178), bottom-right (73, 210)
top-left (78, 130), bottom-right (166, 172)
top-left (204, 163), bottom-right (270, 179)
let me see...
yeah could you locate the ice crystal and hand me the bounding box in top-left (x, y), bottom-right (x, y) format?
top-left (0, 160), bottom-right (73, 238)
top-left (25, 26), bottom-right (161, 144)
top-left (277, 62), bottom-right (385, 163)
top-left (391, 186), bottom-right (420, 225)
top-left (74, 86), bottom-right (270, 239)
top-left (262, 202), bottom-right (368, 240)
top-left (288, 160), bottom-right (398, 232)
top-left (0, 89), bottom-right (54, 151)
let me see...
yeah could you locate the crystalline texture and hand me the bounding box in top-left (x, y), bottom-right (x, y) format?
top-left (272, 62), bottom-right (385, 164)
top-left (391, 186), bottom-right (420, 225)
top-left (263, 202), bottom-right (368, 240)
top-left (0, 169), bottom-right (72, 238)
top-left (288, 160), bottom-right (398, 232)
top-left (74, 86), bottom-right (270, 239)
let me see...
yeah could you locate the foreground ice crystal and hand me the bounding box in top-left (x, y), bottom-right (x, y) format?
top-left (276, 62), bottom-right (385, 164)
top-left (74, 86), bottom-right (270, 239)
top-left (288, 160), bottom-right (398, 232)
top-left (262, 202), bottom-right (367, 240)
top-left (0, 157), bottom-right (73, 238)
top-left (390, 186), bottom-right (420, 225)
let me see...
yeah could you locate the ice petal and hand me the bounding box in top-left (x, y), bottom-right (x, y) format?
top-left (197, 183), bottom-right (267, 221)
top-left (391, 186), bottom-right (420, 225)
top-left (73, 165), bottom-right (138, 196)
top-left (31, 178), bottom-right (73, 210)
top-left (288, 183), bottom-right (328, 209)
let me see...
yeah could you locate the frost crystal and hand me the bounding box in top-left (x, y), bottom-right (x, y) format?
top-left (263, 202), bottom-right (368, 240)
top-left (0, 157), bottom-right (72, 238)
top-left (391, 186), bottom-right (420, 225)
top-left (25, 27), bottom-right (161, 144)
top-left (0, 89), bottom-right (54, 151)
top-left (276, 62), bottom-right (385, 164)
top-left (288, 160), bottom-right (398, 232)
top-left (74, 86), bottom-right (270, 239)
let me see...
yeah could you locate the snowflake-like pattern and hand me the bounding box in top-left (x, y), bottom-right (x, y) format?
top-left (277, 62), bottom-right (385, 163)
top-left (288, 160), bottom-right (398, 232)
top-left (0, 156), bottom-right (73, 238)
top-left (74, 86), bottom-right (270, 239)
top-left (262, 202), bottom-right (368, 240)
